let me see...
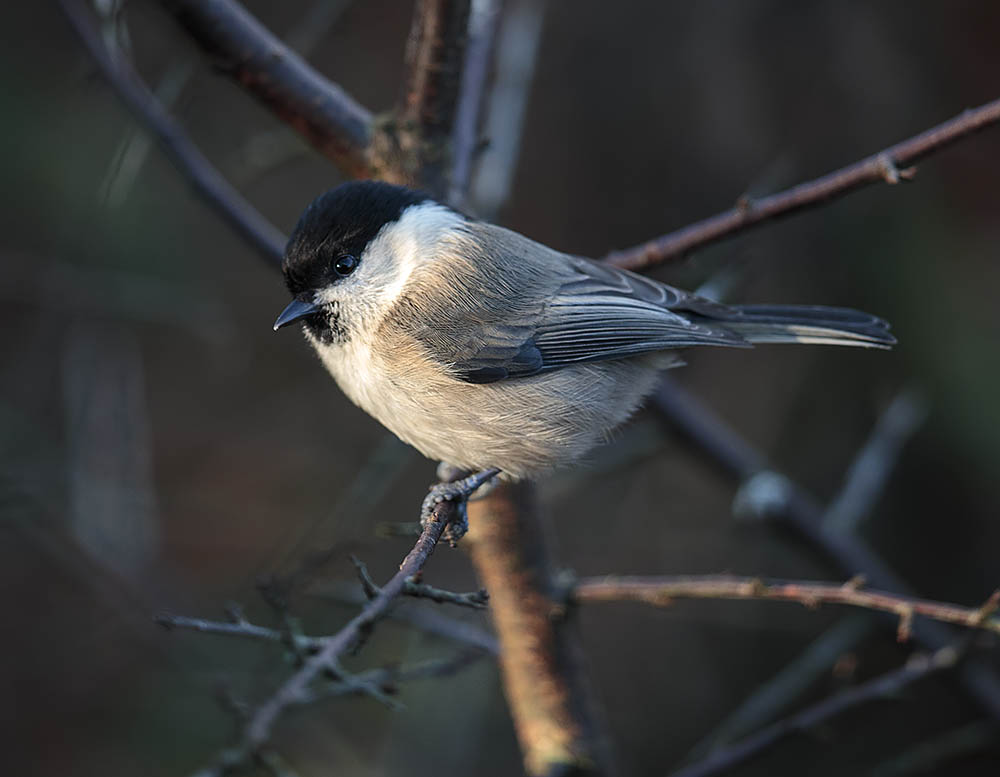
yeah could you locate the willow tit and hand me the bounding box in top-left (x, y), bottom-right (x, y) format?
top-left (274, 181), bottom-right (893, 482)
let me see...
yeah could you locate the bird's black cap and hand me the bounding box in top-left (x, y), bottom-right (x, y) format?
top-left (282, 181), bottom-right (430, 296)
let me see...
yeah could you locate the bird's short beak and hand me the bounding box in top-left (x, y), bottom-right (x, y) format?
top-left (273, 298), bottom-right (321, 331)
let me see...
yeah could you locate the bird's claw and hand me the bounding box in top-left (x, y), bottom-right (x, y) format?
top-left (420, 467), bottom-right (501, 546)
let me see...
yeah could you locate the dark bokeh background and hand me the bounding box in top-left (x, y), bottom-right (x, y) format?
top-left (3, 1), bottom-right (999, 775)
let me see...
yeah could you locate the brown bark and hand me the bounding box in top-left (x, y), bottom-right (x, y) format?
top-left (466, 482), bottom-right (614, 776)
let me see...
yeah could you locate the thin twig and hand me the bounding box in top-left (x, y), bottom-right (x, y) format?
top-left (156, 611), bottom-right (326, 652)
top-left (299, 649), bottom-right (489, 705)
top-left (606, 98), bottom-right (1000, 271)
top-left (160, 585), bottom-right (501, 656)
top-left (308, 582), bottom-right (500, 654)
top-left (157, 0), bottom-right (374, 178)
top-left (60, 0), bottom-right (287, 265)
top-left (667, 647), bottom-right (962, 777)
top-left (351, 554), bottom-right (489, 609)
top-left (192, 500), bottom-right (460, 776)
top-left (573, 575), bottom-right (1000, 640)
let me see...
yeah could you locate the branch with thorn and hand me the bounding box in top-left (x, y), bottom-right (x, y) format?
top-left (351, 554), bottom-right (489, 609)
top-left (605, 98), bottom-right (1000, 271)
top-left (572, 575), bottom-right (1000, 643)
top-left (178, 498), bottom-right (464, 776)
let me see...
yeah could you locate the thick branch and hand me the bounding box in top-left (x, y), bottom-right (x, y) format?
top-left (606, 98), bottom-right (1000, 271)
top-left (668, 647), bottom-right (961, 777)
top-left (60, 0), bottom-right (286, 265)
top-left (465, 483), bottom-right (615, 776)
top-left (574, 575), bottom-right (1000, 641)
top-left (157, 0), bottom-right (374, 178)
top-left (399, 0), bottom-right (471, 139)
top-left (376, 0), bottom-right (472, 193)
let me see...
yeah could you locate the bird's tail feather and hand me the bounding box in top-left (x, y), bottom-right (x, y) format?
top-left (712, 304), bottom-right (895, 349)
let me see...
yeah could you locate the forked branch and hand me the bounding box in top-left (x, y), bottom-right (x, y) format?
top-left (187, 499), bottom-right (461, 776)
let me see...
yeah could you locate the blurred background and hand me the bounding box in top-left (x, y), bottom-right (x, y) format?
top-left (3, 1), bottom-right (999, 775)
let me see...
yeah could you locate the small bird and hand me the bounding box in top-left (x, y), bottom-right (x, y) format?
top-left (275, 181), bottom-right (893, 492)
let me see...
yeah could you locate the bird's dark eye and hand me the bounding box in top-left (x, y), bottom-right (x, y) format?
top-left (334, 255), bottom-right (358, 276)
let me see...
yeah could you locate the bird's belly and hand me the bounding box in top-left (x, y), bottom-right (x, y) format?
top-left (317, 337), bottom-right (669, 479)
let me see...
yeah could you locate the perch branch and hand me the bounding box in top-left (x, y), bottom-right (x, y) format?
top-left (192, 499), bottom-right (460, 776)
top-left (157, 0), bottom-right (374, 178)
top-left (606, 97), bottom-right (1000, 271)
top-left (59, 0), bottom-right (286, 265)
top-left (573, 576), bottom-right (1000, 641)
top-left (668, 646), bottom-right (962, 777)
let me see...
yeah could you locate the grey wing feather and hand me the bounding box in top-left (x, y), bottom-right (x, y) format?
top-left (532, 257), bottom-right (749, 370)
top-left (446, 252), bottom-right (749, 383)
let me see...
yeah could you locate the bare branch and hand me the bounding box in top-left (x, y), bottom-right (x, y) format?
top-left (299, 649), bottom-right (489, 705)
top-left (448, 0), bottom-right (504, 206)
top-left (650, 375), bottom-right (1000, 722)
top-left (606, 98), bottom-right (1000, 271)
top-left (376, 0), bottom-right (472, 194)
top-left (470, 0), bottom-right (548, 218)
top-left (156, 610), bottom-right (325, 652)
top-left (573, 575), bottom-right (1000, 640)
top-left (160, 586), bottom-right (501, 657)
top-left (668, 647), bottom-right (962, 777)
top-left (823, 388), bottom-right (928, 533)
top-left (60, 0), bottom-right (287, 265)
top-left (465, 482), bottom-right (617, 776)
top-left (190, 499), bottom-right (461, 776)
top-left (308, 582), bottom-right (501, 654)
top-left (351, 554), bottom-right (489, 609)
top-left (157, 0), bottom-right (374, 178)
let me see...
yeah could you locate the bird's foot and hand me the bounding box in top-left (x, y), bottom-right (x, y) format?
top-left (421, 467), bottom-right (501, 546)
